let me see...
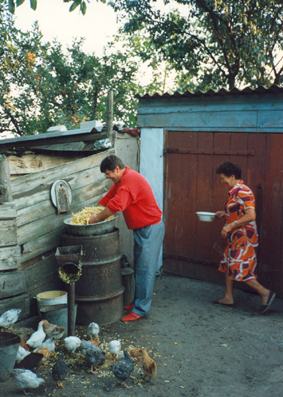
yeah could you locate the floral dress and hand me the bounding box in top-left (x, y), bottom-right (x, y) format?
top-left (219, 180), bottom-right (258, 282)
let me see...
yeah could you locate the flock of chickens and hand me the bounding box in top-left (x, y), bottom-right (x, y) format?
top-left (0, 308), bottom-right (157, 394)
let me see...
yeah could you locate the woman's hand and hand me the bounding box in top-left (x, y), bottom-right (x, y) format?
top-left (221, 223), bottom-right (233, 238)
top-left (215, 211), bottom-right (225, 219)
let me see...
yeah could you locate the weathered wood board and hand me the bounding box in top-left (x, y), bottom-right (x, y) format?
top-left (0, 246), bottom-right (21, 270)
top-left (11, 150), bottom-right (114, 196)
top-left (0, 293), bottom-right (30, 320)
top-left (0, 203), bottom-right (16, 219)
top-left (8, 152), bottom-right (85, 176)
top-left (0, 219), bottom-right (17, 247)
top-left (0, 270), bottom-right (26, 299)
top-left (17, 182), bottom-right (110, 244)
top-left (20, 193), bottom-right (106, 263)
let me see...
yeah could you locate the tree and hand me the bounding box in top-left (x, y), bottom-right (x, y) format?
top-left (1, 0), bottom-right (103, 15)
top-left (0, 4), bottom-right (168, 136)
top-left (107, 0), bottom-right (283, 91)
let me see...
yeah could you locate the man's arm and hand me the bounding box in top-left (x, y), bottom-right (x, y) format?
top-left (88, 206), bottom-right (114, 224)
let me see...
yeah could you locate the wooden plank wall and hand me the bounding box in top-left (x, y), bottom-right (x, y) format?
top-left (0, 149), bottom-right (114, 319)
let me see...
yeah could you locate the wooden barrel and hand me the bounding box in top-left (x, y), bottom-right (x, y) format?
top-left (61, 228), bottom-right (124, 325)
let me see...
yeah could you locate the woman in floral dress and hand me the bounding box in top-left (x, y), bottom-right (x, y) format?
top-left (214, 161), bottom-right (275, 314)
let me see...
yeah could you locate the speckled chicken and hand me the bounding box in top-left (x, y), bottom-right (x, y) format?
top-left (80, 340), bottom-right (105, 374)
top-left (0, 309), bottom-right (21, 329)
top-left (110, 350), bottom-right (135, 389)
top-left (52, 352), bottom-right (68, 388)
top-left (12, 369), bottom-right (45, 394)
top-left (64, 336), bottom-right (81, 353)
top-left (42, 320), bottom-right (65, 340)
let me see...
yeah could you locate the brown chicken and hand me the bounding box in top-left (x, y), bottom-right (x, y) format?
top-left (42, 320), bottom-right (65, 340)
top-left (131, 348), bottom-right (157, 381)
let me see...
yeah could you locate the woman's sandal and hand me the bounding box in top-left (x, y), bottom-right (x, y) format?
top-left (212, 300), bottom-right (235, 308)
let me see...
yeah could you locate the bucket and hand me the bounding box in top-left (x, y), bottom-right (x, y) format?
top-left (0, 332), bottom-right (21, 381)
top-left (40, 304), bottom-right (77, 337)
top-left (36, 290), bottom-right (67, 317)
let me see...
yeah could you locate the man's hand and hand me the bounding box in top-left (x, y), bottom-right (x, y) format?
top-left (88, 214), bottom-right (99, 225)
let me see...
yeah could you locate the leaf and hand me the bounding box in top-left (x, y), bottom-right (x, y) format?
top-left (80, 1), bottom-right (87, 15)
top-left (8, 0), bottom-right (15, 14)
top-left (30, 0), bottom-right (37, 10)
top-left (16, 0), bottom-right (26, 6)
top-left (69, 0), bottom-right (81, 12)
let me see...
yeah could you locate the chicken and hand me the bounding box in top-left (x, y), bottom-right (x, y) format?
top-left (108, 340), bottom-right (121, 359)
top-left (14, 352), bottom-right (44, 371)
top-left (35, 346), bottom-right (51, 359)
top-left (12, 369), bottom-right (44, 394)
top-left (42, 320), bottom-right (65, 340)
top-left (64, 336), bottom-right (81, 353)
top-left (134, 348), bottom-right (157, 381)
top-left (110, 350), bottom-right (135, 389)
top-left (16, 346), bottom-right (31, 364)
top-left (0, 308), bottom-right (21, 329)
top-left (80, 340), bottom-right (105, 374)
top-left (52, 352), bottom-right (68, 388)
top-left (87, 322), bottom-right (100, 340)
top-left (26, 320), bottom-right (46, 349)
top-left (34, 337), bottom-right (56, 353)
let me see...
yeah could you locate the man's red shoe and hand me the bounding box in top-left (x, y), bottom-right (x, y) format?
top-left (121, 311), bottom-right (144, 322)
top-left (123, 302), bottom-right (134, 311)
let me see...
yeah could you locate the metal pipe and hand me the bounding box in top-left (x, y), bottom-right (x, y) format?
top-left (67, 283), bottom-right (76, 336)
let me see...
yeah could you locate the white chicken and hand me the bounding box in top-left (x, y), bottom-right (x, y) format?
top-left (26, 320), bottom-right (46, 349)
top-left (87, 322), bottom-right (100, 339)
top-left (108, 340), bottom-right (121, 359)
top-left (34, 337), bottom-right (56, 353)
top-left (16, 346), bottom-right (31, 364)
top-left (13, 369), bottom-right (44, 393)
top-left (0, 308), bottom-right (21, 329)
top-left (64, 336), bottom-right (81, 353)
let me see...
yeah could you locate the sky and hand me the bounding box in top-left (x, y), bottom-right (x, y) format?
top-left (13, 0), bottom-right (123, 57)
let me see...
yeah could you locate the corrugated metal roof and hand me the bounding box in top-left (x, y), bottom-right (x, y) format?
top-left (136, 84), bottom-right (283, 99)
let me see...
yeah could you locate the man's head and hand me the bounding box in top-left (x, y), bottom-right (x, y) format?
top-left (100, 155), bottom-right (126, 184)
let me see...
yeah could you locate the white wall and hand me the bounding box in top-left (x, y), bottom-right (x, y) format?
top-left (140, 128), bottom-right (164, 271)
top-left (115, 132), bottom-right (139, 265)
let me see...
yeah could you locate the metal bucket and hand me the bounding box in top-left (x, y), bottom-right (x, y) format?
top-left (36, 290), bottom-right (68, 317)
top-left (61, 228), bottom-right (124, 325)
top-left (0, 332), bottom-right (20, 381)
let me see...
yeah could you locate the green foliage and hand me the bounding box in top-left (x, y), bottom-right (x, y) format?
top-left (0, 8), bottom-right (157, 136)
top-left (109, 0), bottom-right (283, 91)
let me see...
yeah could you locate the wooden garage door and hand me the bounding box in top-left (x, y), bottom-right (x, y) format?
top-left (163, 131), bottom-right (283, 297)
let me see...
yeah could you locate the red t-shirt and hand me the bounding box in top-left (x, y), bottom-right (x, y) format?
top-left (99, 167), bottom-right (162, 230)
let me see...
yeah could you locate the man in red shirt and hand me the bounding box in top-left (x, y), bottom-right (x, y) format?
top-left (88, 155), bottom-right (164, 322)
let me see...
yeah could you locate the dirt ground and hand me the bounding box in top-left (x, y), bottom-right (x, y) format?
top-left (2, 273), bottom-right (283, 397)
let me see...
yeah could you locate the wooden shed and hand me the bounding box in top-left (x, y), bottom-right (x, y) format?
top-left (0, 124), bottom-right (138, 322)
top-left (137, 85), bottom-right (283, 298)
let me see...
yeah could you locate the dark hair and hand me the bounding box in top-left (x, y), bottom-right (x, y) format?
top-left (100, 155), bottom-right (126, 173)
top-left (216, 161), bottom-right (242, 179)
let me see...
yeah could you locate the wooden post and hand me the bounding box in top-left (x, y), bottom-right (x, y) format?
top-left (107, 89), bottom-right (114, 147)
top-left (0, 155), bottom-right (12, 203)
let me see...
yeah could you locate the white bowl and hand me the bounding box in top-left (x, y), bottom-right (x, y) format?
top-left (196, 212), bottom-right (216, 222)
